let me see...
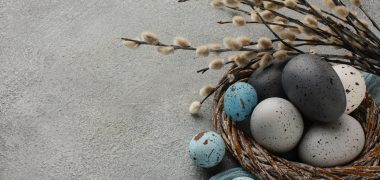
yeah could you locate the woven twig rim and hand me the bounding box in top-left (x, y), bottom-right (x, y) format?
top-left (212, 67), bottom-right (380, 179)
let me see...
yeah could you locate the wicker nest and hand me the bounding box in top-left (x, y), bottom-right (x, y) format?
top-left (212, 67), bottom-right (380, 179)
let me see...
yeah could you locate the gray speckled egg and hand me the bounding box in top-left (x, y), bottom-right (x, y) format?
top-left (189, 131), bottom-right (225, 168)
top-left (333, 64), bottom-right (366, 114)
top-left (248, 61), bottom-right (288, 101)
top-left (298, 114), bottom-right (365, 167)
top-left (250, 97), bottom-right (304, 153)
top-left (282, 54), bottom-right (346, 123)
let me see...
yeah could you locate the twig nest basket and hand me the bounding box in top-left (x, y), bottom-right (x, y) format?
top-left (213, 67), bottom-right (380, 179)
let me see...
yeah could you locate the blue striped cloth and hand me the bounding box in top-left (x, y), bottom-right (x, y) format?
top-left (210, 73), bottom-right (379, 180)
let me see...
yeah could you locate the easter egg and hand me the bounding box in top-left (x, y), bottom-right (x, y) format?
top-left (333, 64), bottom-right (366, 114)
top-left (298, 114), bottom-right (365, 167)
top-left (282, 54), bottom-right (346, 123)
top-left (189, 131), bottom-right (226, 168)
top-left (250, 97), bottom-right (304, 153)
top-left (248, 60), bottom-right (288, 101)
top-left (224, 82), bottom-right (258, 121)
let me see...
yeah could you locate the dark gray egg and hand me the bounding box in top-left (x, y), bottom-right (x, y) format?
top-left (282, 54), bottom-right (346, 123)
top-left (248, 61), bottom-right (288, 101)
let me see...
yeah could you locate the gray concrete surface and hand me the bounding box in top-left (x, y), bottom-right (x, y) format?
top-left (0, 0), bottom-right (379, 179)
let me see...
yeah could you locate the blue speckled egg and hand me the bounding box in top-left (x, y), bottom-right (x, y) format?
top-left (189, 131), bottom-right (225, 168)
top-left (224, 82), bottom-right (258, 121)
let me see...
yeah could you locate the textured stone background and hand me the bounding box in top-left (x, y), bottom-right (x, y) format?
top-left (0, 0), bottom-right (379, 179)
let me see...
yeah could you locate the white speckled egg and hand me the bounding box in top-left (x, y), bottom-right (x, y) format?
top-left (299, 114), bottom-right (365, 167)
top-left (189, 131), bottom-right (225, 168)
top-left (333, 64), bottom-right (366, 114)
top-left (250, 97), bottom-right (304, 153)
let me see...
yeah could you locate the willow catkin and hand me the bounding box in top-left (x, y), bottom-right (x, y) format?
top-left (209, 59), bottom-right (224, 70)
top-left (237, 36), bottom-right (252, 46)
top-left (141, 31), bottom-right (160, 45)
top-left (196, 46), bottom-right (210, 57)
top-left (273, 50), bottom-right (288, 61)
top-left (189, 101), bottom-right (201, 114)
top-left (210, 0), bottom-right (224, 8)
top-left (174, 37), bottom-right (191, 47)
top-left (257, 37), bottom-right (272, 49)
top-left (122, 40), bottom-right (140, 49)
top-left (223, 37), bottom-right (242, 50)
top-left (199, 85), bottom-right (215, 96)
top-left (232, 16), bottom-right (246, 27)
top-left (157, 46), bottom-right (174, 55)
top-left (223, 0), bottom-right (240, 7)
top-left (284, 0), bottom-right (297, 8)
top-left (334, 6), bottom-right (349, 19)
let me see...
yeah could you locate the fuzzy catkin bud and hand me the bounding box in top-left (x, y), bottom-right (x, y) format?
top-left (264, 2), bottom-right (281, 10)
top-left (223, 0), bottom-right (240, 7)
top-left (280, 30), bottom-right (296, 41)
top-left (157, 46), bottom-right (174, 55)
top-left (210, 0), bottom-right (224, 8)
top-left (196, 46), bottom-right (210, 57)
top-left (199, 85), bottom-right (215, 96)
top-left (284, 0), bottom-right (297, 8)
top-left (189, 101), bottom-right (201, 114)
top-left (352, 0), bottom-right (362, 7)
top-left (323, 0), bottom-right (336, 9)
top-left (237, 36), bottom-right (252, 46)
top-left (304, 15), bottom-right (318, 28)
top-left (334, 6), bottom-right (349, 19)
top-left (174, 36), bottom-right (191, 47)
top-left (122, 40), bottom-right (140, 49)
top-left (270, 21), bottom-right (285, 32)
top-left (259, 54), bottom-right (273, 68)
top-left (257, 37), bottom-right (272, 49)
top-left (233, 55), bottom-right (250, 67)
top-left (232, 16), bottom-right (246, 27)
top-left (141, 31), bottom-right (159, 45)
top-left (274, 16), bottom-right (288, 24)
top-left (250, 11), bottom-right (262, 22)
top-left (273, 50), bottom-right (288, 60)
top-left (209, 59), bottom-right (224, 70)
top-left (260, 10), bottom-right (275, 21)
top-left (223, 37), bottom-right (242, 50)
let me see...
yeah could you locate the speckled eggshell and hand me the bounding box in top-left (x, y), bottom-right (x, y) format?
top-left (224, 82), bottom-right (258, 122)
top-left (248, 61), bottom-right (288, 101)
top-left (333, 64), bottom-right (366, 114)
top-left (250, 97), bottom-right (304, 153)
top-left (298, 114), bottom-right (365, 167)
top-left (282, 54), bottom-right (346, 123)
top-left (189, 131), bottom-right (226, 168)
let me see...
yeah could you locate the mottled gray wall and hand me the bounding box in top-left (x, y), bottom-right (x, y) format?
top-left (0, 0), bottom-right (379, 179)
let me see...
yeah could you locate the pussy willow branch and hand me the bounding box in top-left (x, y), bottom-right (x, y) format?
top-left (217, 21), bottom-right (298, 29)
top-left (197, 61), bottom-right (234, 74)
top-left (120, 37), bottom-right (274, 53)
